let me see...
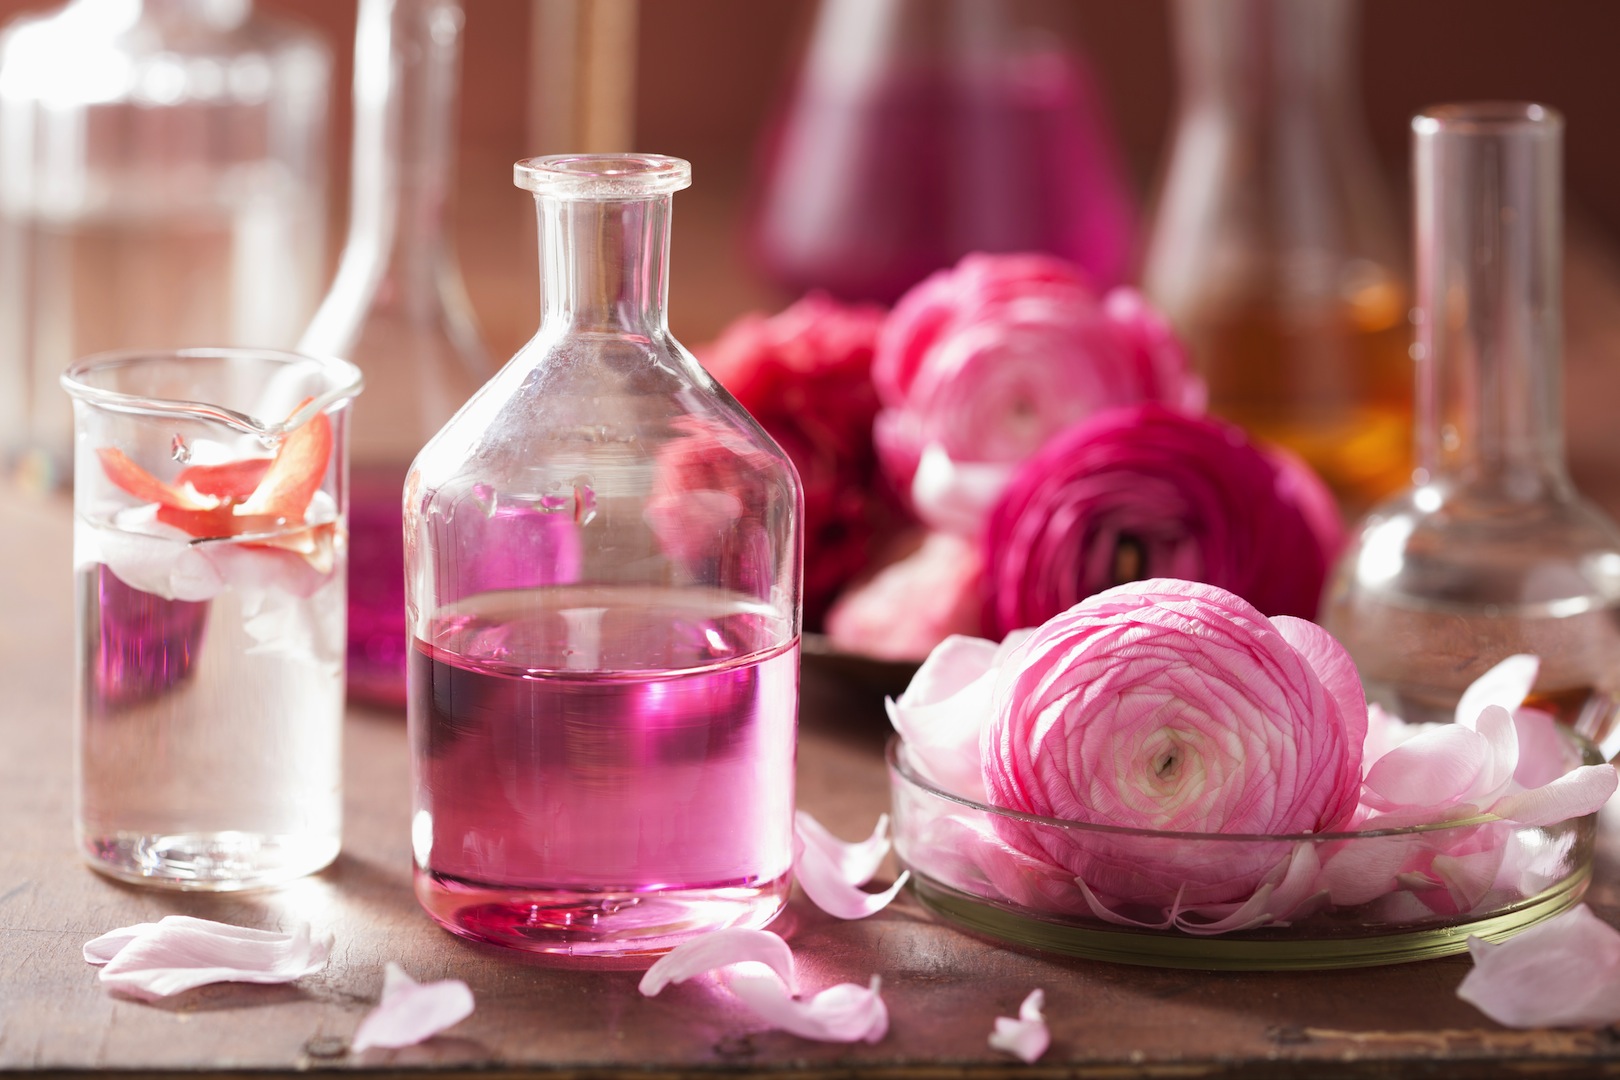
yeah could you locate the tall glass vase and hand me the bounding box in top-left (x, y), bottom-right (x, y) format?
top-left (0, 0), bottom-right (330, 489)
top-left (1142, 0), bottom-right (1409, 513)
top-left (1323, 104), bottom-right (1620, 748)
top-left (299, 0), bottom-right (491, 708)
top-left (405, 155), bottom-right (803, 959)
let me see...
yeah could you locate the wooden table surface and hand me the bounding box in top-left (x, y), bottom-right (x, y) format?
top-left (4, 493), bottom-right (1620, 1080)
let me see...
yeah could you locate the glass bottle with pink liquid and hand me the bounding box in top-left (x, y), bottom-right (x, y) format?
top-left (299, 0), bottom-right (491, 709)
top-left (405, 154), bottom-right (803, 961)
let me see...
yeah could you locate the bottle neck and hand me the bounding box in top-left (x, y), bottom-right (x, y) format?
top-left (1413, 107), bottom-right (1567, 497)
top-left (1173, 0), bottom-right (1356, 128)
top-left (342, 0), bottom-right (462, 303)
top-left (536, 194), bottom-right (671, 334)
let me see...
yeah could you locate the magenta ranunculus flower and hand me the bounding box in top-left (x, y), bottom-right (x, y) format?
top-left (981, 579), bottom-right (1367, 907)
top-left (982, 404), bottom-right (1342, 638)
top-left (871, 253), bottom-right (1204, 533)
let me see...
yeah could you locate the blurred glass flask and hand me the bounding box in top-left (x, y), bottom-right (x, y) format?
top-left (0, 0), bottom-right (330, 489)
top-left (298, 0), bottom-right (491, 709)
top-left (748, 0), bottom-right (1137, 305)
top-left (1323, 104), bottom-right (1620, 750)
top-left (1142, 0), bottom-right (1411, 513)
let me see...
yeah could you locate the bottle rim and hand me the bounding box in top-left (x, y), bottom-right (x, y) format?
top-left (1413, 101), bottom-right (1564, 138)
top-left (514, 154), bottom-right (692, 199)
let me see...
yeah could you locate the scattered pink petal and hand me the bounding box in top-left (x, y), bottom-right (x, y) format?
top-left (351, 963), bottom-right (474, 1052)
top-left (83, 915), bottom-right (331, 1001)
top-left (639, 929), bottom-right (887, 1044)
top-left (639, 928), bottom-right (799, 997)
top-left (1458, 905), bottom-right (1620, 1027)
top-left (793, 812), bottom-right (909, 919)
top-left (824, 530), bottom-right (983, 661)
top-left (988, 989), bottom-right (1050, 1063)
top-left (726, 968), bottom-right (889, 1043)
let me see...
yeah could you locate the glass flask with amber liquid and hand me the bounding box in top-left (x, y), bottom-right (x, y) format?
top-left (1142, 0), bottom-right (1410, 514)
top-left (1323, 104), bottom-right (1620, 752)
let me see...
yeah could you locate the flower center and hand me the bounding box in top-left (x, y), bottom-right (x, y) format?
top-left (1153, 747), bottom-right (1181, 779)
top-left (1111, 534), bottom-right (1146, 586)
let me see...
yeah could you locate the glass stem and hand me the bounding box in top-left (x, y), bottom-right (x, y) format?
top-left (1413, 106), bottom-right (1567, 498)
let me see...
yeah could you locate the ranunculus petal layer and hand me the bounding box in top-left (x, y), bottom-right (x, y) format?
top-left (988, 989), bottom-right (1050, 1063)
top-left (84, 915), bottom-right (331, 1001)
top-left (1458, 905), bottom-right (1620, 1028)
top-left (351, 963), bottom-right (475, 1052)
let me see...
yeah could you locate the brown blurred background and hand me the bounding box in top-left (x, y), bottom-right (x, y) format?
top-left (3, 0), bottom-right (1619, 357)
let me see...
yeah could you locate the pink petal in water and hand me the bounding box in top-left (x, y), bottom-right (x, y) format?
top-left (988, 989), bottom-right (1050, 1063)
top-left (793, 812), bottom-right (909, 919)
top-left (83, 915), bottom-right (331, 1001)
top-left (351, 963), bottom-right (475, 1052)
top-left (639, 929), bottom-right (887, 1043)
top-left (1458, 905), bottom-right (1620, 1028)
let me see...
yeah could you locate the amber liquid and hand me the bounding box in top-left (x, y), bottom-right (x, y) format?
top-left (1186, 286), bottom-right (1413, 515)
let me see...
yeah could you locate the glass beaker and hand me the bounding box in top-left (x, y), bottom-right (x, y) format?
top-left (0, 0), bottom-right (331, 490)
top-left (1322, 104), bottom-right (1620, 749)
top-left (1141, 0), bottom-right (1410, 514)
top-left (63, 347), bottom-right (362, 890)
top-left (747, 0), bottom-right (1137, 305)
top-left (298, 0), bottom-right (491, 709)
top-left (406, 154), bottom-right (803, 960)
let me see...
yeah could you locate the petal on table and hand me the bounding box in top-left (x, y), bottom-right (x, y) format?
top-left (1490, 764), bottom-right (1620, 827)
top-left (83, 922), bottom-right (161, 964)
top-left (988, 989), bottom-right (1050, 1063)
top-left (794, 811), bottom-right (891, 886)
top-left (725, 967), bottom-right (889, 1044)
top-left (351, 963), bottom-right (475, 1052)
top-left (90, 916), bottom-right (331, 1001)
top-left (1458, 905), bottom-right (1620, 1028)
top-left (794, 828), bottom-right (909, 920)
top-left (639, 928), bottom-right (799, 997)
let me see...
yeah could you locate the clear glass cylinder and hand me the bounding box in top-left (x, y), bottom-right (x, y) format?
top-left (747, 0), bottom-right (1137, 305)
top-left (1142, 0), bottom-right (1410, 514)
top-left (62, 347), bottom-right (361, 890)
top-left (405, 155), bottom-right (803, 959)
top-left (0, 0), bottom-right (331, 489)
top-left (298, 0), bottom-right (491, 709)
top-left (1323, 104), bottom-right (1620, 749)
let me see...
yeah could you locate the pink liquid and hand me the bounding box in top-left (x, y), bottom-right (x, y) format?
top-left (749, 50), bottom-right (1137, 304)
top-left (345, 464), bottom-right (410, 708)
top-left (409, 585), bottom-right (798, 959)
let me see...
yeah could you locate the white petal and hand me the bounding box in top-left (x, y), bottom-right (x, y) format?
top-left (351, 962), bottom-right (475, 1052)
top-left (1456, 655), bottom-right (1539, 729)
top-left (90, 916), bottom-right (331, 1001)
top-left (726, 967), bottom-right (889, 1043)
top-left (1471, 705), bottom-right (1521, 802)
top-left (911, 442), bottom-right (1013, 536)
top-left (83, 922), bottom-right (161, 965)
top-left (795, 829), bottom-right (910, 919)
top-left (1490, 764), bottom-right (1620, 826)
top-left (794, 811), bottom-right (890, 887)
top-left (1458, 905), bottom-right (1620, 1027)
top-left (638, 928), bottom-right (799, 997)
top-left (988, 989), bottom-right (1050, 1063)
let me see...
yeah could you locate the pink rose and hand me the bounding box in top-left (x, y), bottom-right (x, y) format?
top-left (981, 579), bottom-right (1366, 906)
top-left (824, 531), bottom-right (982, 661)
top-left (700, 294), bottom-right (900, 624)
top-left (871, 253), bottom-right (1203, 532)
top-left (982, 404), bottom-right (1342, 638)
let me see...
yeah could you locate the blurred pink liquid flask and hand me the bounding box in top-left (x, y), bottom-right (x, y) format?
top-left (749, 0), bottom-right (1136, 303)
top-left (406, 155), bottom-right (803, 959)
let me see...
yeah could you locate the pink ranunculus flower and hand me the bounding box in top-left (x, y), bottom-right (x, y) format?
top-left (981, 579), bottom-right (1366, 908)
top-left (871, 253), bottom-right (1203, 533)
top-left (982, 404), bottom-right (1342, 638)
